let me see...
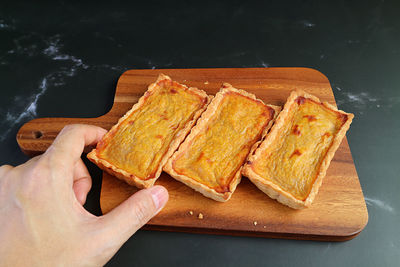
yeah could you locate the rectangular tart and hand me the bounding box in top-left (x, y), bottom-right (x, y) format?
top-left (242, 89), bottom-right (354, 209)
top-left (164, 83), bottom-right (281, 202)
top-left (87, 74), bottom-right (211, 188)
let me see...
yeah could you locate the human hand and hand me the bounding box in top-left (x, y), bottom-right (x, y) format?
top-left (0, 124), bottom-right (169, 266)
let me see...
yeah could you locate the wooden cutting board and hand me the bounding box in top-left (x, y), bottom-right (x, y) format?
top-left (17, 68), bottom-right (368, 241)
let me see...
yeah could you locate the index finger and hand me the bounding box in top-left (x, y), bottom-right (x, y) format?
top-left (44, 124), bottom-right (107, 168)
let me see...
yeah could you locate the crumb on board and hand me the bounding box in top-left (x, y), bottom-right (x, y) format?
top-left (204, 81), bottom-right (209, 84)
top-left (189, 211), bottom-right (193, 215)
top-left (198, 213), bottom-right (204, 219)
top-left (253, 221), bottom-right (258, 226)
top-left (263, 226), bottom-right (266, 229)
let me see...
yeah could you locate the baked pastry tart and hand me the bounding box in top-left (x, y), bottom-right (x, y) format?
top-left (164, 83), bottom-right (280, 202)
top-left (87, 74), bottom-right (211, 188)
top-left (242, 89), bottom-right (354, 209)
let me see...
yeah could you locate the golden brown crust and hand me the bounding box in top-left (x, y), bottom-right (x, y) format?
top-left (87, 74), bottom-right (211, 189)
top-left (164, 83), bottom-right (280, 201)
top-left (242, 89), bottom-right (353, 209)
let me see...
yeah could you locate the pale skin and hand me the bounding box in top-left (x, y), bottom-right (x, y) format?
top-left (0, 124), bottom-right (169, 266)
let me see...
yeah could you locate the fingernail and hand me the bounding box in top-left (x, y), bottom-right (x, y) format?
top-left (149, 185), bottom-right (169, 211)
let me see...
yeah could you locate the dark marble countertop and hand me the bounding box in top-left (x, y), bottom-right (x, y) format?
top-left (1, 1), bottom-right (399, 266)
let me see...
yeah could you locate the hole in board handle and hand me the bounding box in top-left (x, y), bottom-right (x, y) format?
top-left (33, 131), bottom-right (43, 139)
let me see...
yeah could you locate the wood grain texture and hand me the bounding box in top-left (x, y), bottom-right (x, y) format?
top-left (16, 68), bottom-right (368, 241)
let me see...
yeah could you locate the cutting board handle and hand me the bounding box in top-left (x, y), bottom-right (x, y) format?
top-left (16, 116), bottom-right (114, 156)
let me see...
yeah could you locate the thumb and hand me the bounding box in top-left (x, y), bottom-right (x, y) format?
top-left (98, 185), bottom-right (168, 246)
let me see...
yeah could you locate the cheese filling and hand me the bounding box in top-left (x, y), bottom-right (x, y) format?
top-left (251, 97), bottom-right (347, 200)
top-left (96, 80), bottom-right (207, 180)
top-left (172, 92), bottom-right (275, 193)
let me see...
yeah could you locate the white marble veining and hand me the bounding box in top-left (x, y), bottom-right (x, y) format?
top-left (1, 31), bottom-right (128, 142)
top-left (345, 92), bottom-right (368, 103)
top-left (6, 34), bottom-right (39, 57)
top-left (96, 64), bottom-right (125, 72)
top-left (259, 60), bottom-right (269, 67)
top-left (6, 78), bottom-right (46, 122)
top-left (43, 35), bottom-right (89, 70)
top-left (346, 40), bottom-right (361, 44)
top-left (0, 33), bottom-right (93, 141)
top-left (1, 78), bottom-right (48, 141)
top-left (334, 86), bottom-right (400, 113)
top-left (336, 91), bottom-right (380, 109)
top-left (365, 196), bottom-right (395, 213)
top-left (145, 59), bottom-right (155, 70)
top-left (0, 19), bottom-right (15, 30)
top-left (144, 59), bottom-right (173, 70)
top-left (321, 243), bottom-right (332, 255)
top-left (300, 20), bottom-right (315, 28)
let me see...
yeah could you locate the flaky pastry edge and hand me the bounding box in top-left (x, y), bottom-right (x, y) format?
top-left (242, 89), bottom-right (354, 209)
top-left (164, 83), bottom-right (281, 202)
top-left (87, 74), bottom-right (211, 189)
